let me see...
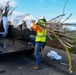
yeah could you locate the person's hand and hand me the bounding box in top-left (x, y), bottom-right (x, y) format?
top-left (28, 23), bottom-right (33, 31)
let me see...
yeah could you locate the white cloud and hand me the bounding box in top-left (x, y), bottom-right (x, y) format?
top-left (9, 11), bottom-right (25, 21)
top-left (0, 0), bottom-right (8, 3)
top-left (0, 0), bottom-right (17, 7)
top-left (13, 11), bottom-right (25, 15)
top-left (9, 0), bottom-right (17, 6)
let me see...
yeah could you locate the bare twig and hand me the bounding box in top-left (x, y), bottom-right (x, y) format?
top-left (61, 14), bottom-right (72, 24)
top-left (47, 14), bottom-right (66, 22)
top-left (58, 0), bottom-right (69, 22)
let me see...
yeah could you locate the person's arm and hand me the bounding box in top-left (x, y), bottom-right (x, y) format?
top-left (32, 22), bottom-right (42, 33)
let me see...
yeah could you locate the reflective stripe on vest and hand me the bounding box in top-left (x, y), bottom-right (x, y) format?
top-left (35, 29), bottom-right (46, 42)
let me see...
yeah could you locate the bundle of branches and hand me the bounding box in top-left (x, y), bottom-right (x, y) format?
top-left (46, 14), bottom-right (76, 47)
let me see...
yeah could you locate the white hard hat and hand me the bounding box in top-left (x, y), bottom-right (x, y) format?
top-left (39, 16), bottom-right (45, 20)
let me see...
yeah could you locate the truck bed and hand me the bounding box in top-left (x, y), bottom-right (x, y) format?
top-left (0, 38), bottom-right (34, 54)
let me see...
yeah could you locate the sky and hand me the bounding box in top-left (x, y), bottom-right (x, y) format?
top-left (0, 0), bottom-right (76, 23)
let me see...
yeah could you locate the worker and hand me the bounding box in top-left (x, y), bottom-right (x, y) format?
top-left (29, 16), bottom-right (47, 70)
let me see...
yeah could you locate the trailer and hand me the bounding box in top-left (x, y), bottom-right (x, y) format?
top-left (0, 22), bottom-right (35, 55)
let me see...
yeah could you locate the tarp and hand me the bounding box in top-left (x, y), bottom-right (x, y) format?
top-left (12, 14), bottom-right (36, 29)
top-left (0, 16), bottom-right (9, 37)
top-left (47, 50), bottom-right (62, 61)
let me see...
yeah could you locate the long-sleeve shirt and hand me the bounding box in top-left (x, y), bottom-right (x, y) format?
top-left (32, 22), bottom-right (43, 33)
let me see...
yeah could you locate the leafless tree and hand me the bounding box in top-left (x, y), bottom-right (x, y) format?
top-left (0, 1), bottom-right (16, 19)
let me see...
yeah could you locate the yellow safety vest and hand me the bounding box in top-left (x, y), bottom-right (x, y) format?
top-left (35, 29), bottom-right (46, 42)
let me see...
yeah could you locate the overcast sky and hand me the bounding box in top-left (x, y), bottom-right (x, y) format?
top-left (0, 0), bottom-right (76, 23)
